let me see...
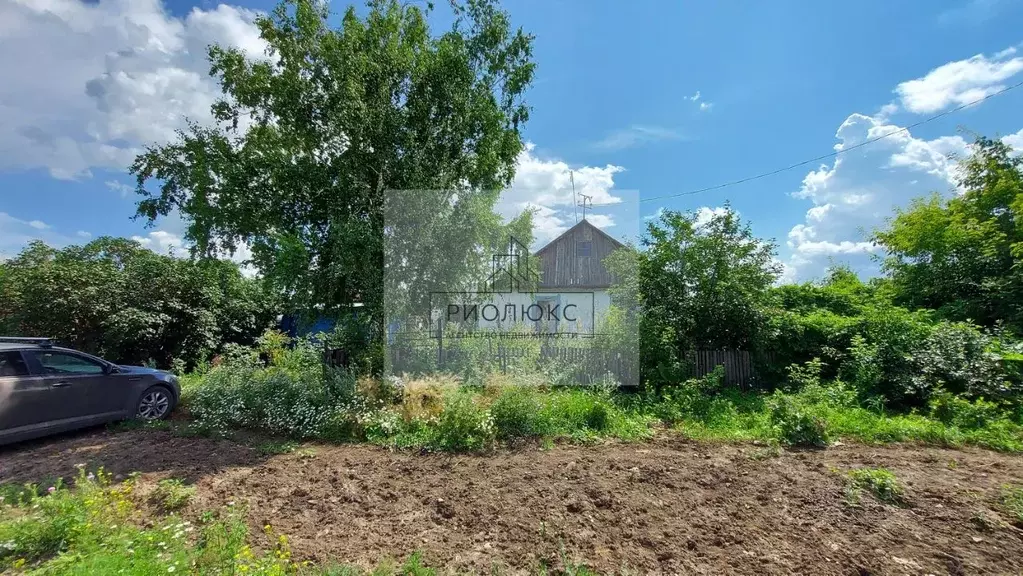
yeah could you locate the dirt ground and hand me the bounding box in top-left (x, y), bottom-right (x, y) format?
top-left (2, 429), bottom-right (1023, 575)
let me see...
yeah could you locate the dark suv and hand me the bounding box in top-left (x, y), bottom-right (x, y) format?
top-left (0, 337), bottom-right (180, 446)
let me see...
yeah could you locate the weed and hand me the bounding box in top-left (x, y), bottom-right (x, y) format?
top-left (1002, 485), bottom-right (1023, 525)
top-left (150, 478), bottom-right (196, 513)
top-left (767, 393), bottom-right (830, 447)
top-left (845, 468), bottom-right (907, 506)
top-left (258, 440), bottom-right (299, 455)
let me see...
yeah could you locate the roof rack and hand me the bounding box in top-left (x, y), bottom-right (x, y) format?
top-left (0, 336), bottom-right (54, 348)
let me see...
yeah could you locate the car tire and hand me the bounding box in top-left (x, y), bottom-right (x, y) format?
top-left (135, 385), bottom-right (174, 421)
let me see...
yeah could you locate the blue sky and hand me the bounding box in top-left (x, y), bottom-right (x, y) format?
top-left (1, 0), bottom-right (1022, 281)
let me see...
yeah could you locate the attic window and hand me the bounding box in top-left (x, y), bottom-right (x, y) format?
top-left (576, 241), bottom-right (592, 257)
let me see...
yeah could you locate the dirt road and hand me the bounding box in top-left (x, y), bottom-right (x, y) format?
top-left (2, 429), bottom-right (1022, 575)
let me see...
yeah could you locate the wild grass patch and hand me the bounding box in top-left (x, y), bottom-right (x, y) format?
top-left (844, 468), bottom-right (907, 506)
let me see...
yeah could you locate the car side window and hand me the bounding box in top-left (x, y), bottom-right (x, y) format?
top-left (29, 351), bottom-right (105, 375)
top-left (0, 351), bottom-right (30, 377)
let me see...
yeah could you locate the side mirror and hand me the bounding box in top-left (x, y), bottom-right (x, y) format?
top-left (105, 364), bottom-right (120, 375)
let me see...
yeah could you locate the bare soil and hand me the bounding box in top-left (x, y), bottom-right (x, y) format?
top-left (2, 429), bottom-right (1023, 575)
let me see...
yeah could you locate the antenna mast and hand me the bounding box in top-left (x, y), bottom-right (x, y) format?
top-left (571, 170), bottom-right (578, 225)
top-left (577, 193), bottom-right (592, 221)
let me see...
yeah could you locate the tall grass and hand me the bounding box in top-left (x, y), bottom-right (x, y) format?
top-left (178, 336), bottom-right (1023, 453)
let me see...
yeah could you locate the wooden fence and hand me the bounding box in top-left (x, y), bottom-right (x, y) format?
top-left (685, 349), bottom-right (756, 389)
top-left (385, 340), bottom-right (760, 388)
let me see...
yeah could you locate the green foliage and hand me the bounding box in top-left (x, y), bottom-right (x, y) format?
top-left (490, 386), bottom-right (549, 438)
top-left (0, 237), bottom-right (275, 368)
top-left (150, 478), bottom-right (196, 512)
top-left (929, 393), bottom-right (1006, 430)
top-left (1002, 485), bottom-right (1023, 525)
top-left (188, 334), bottom-right (365, 439)
top-left (130, 0), bottom-right (536, 342)
top-left (627, 205), bottom-right (780, 388)
top-left (912, 322), bottom-right (1018, 400)
top-left (874, 136), bottom-right (1023, 332)
top-left (841, 305), bottom-right (933, 408)
top-left (429, 392), bottom-right (496, 451)
top-left (845, 468), bottom-right (906, 506)
top-left (766, 392), bottom-right (830, 447)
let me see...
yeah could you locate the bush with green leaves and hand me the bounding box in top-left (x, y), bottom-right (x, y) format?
top-left (928, 392), bottom-right (1007, 430)
top-left (429, 392), bottom-right (496, 451)
top-left (766, 392), bottom-right (830, 447)
top-left (188, 334), bottom-right (363, 439)
top-left (490, 386), bottom-right (549, 438)
top-left (911, 322), bottom-right (1017, 401)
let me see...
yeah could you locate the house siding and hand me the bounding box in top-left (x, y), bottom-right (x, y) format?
top-left (535, 220), bottom-right (622, 290)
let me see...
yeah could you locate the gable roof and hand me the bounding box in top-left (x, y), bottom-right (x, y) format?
top-left (533, 218), bottom-right (625, 257)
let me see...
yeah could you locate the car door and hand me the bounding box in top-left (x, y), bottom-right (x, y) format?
top-left (0, 350), bottom-right (53, 433)
top-left (25, 350), bottom-right (125, 424)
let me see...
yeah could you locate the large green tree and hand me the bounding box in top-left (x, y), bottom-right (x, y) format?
top-left (622, 206), bottom-right (780, 386)
top-left (874, 136), bottom-right (1023, 332)
top-left (130, 0), bottom-right (535, 339)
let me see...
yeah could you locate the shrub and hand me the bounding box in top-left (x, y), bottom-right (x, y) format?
top-left (845, 468), bottom-right (906, 506)
top-left (766, 393), bottom-right (829, 447)
top-left (785, 358), bottom-right (824, 391)
top-left (429, 392), bottom-right (496, 451)
top-left (188, 340), bottom-right (364, 439)
top-left (842, 306), bottom-right (932, 408)
top-left (911, 322), bottom-right (1012, 400)
top-left (929, 392), bottom-right (1006, 430)
top-left (490, 386), bottom-right (549, 438)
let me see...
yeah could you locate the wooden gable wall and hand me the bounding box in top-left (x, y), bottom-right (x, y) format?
top-left (535, 220), bottom-right (622, 289)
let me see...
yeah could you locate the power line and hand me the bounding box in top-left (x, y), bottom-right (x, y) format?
top-left (638, 79), bottom-right (1023, 204)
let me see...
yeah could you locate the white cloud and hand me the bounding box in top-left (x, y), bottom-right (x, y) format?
top-left (1004, 128), bottom-right (1023, 153)
top-left (105, 180), bottom-right (134, 197)
top-left (0, 212), bottom-right (78, 259)
top-left (782, 112), bottom-right (976, 281)
top-left (694, 206), bottom-right (730, 228)
top-left (0, 0), bottom-right (267, 179)
top-left (643, 207), bottom-right (665, 221)
top-left (496, 143), bottom-right (625, 248)
top-left (76, 230), bottom-right (92, 239)
top-left (131, 230), bottom-right (185, 255)
top-left (699, 102), bottom-right (713, 112)
top-left (592, 125), bottom-right (684, 151)
top-left (893, 48), bottom-right (1023, 114)
top-left (688, 91), bottom-right (701, 102)
top-left (586, 214), bottom-right (615, 229)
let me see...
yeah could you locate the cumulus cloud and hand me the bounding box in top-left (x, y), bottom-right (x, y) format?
top-left (497, 143), bottom-right (626, 248)
top-left (782, 113), bottom-right (971, 281)
top-left (694, 206), bottom-right (730, 228)
top-left (1004, 128), bottom-right (1023, 153)
top-left (0, 0), bottom-right (266, 180)
top-left (893, 48), bottom-right (1023, 114)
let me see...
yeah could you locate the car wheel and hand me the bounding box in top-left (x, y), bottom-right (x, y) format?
top-left (136, 386), bottom-right (173, 420)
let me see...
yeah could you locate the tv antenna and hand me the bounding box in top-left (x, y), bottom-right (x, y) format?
top-left (571, 170), bottom-right (578, 225)
top-left (577, 193), bottom-right (592, 221)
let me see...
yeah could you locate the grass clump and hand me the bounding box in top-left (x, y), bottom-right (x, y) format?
top-left (1002, 485), bottom-right (1023, 526)
top-left (150, 478), bottom-right (196, 512)
top-left (257, 440), bottom-right (300, 456)
top-left (845, 467), bottom-right (907, 506)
